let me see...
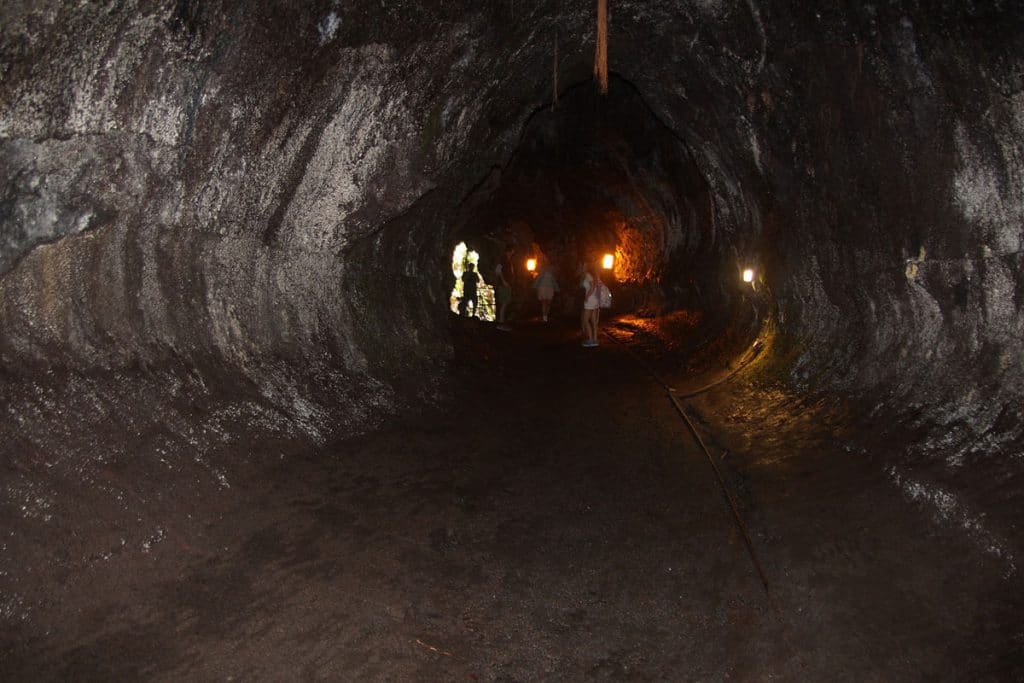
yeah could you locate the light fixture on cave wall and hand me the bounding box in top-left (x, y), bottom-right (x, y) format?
top-left (742, 266), bottom-right (761, 292)
top-left (602, 247), bottom-right (626, 280)
top-left (450, 242), bottom-right (495, 321)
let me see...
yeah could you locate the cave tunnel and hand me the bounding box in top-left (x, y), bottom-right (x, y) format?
top-left (2, 1), bottom-right (1023, 680)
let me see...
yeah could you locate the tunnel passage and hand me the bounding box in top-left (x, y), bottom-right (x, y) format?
top-left (2, 0), bottom-right (1024, 677)
top-left (448, 76), bottom-right (765, 361)
top-left (2, 3), bottom-right (1021, 445)
top-left (453, 77), bottom-right (729, 316)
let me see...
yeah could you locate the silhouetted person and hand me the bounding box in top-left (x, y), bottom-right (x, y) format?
top-left (459, 263), bottom-right (479, 317)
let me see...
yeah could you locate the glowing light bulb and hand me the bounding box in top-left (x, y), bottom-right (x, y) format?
top-left (526, 258), bottom-right (537, 272)
top-left (742, 268), bottom-right (755, 283)
top-left (602, 254), bottom-right (614, 269)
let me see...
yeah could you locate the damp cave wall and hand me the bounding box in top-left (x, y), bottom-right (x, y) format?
top-left (0, 3), bottom-right (1023, 537)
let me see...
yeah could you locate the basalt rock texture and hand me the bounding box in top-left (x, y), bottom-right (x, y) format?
top-left (2, 0), bottom-right (1023, 655)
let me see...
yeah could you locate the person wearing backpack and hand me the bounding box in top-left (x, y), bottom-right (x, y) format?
top-left (579, 260), bottom-right (601, 347)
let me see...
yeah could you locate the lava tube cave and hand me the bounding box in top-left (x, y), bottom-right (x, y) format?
top-left (1, 2), bottom-right (1022, 679)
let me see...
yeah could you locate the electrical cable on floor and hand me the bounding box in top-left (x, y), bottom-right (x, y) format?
top-left (600, 327), bottom-right (778, 611)
top-left (599, 325), bottom-right (811, 671)
top-left (670, 339), bottom-right (764, 399)
top-left (667, 390), bottom-right (777, 611)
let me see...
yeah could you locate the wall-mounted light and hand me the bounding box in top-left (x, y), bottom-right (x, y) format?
top-left (742, 268), bottom-right (755, 283)
top-left (602, 254), bottom-right (614, 270)
top-left (526, 258), bottom-right (537, 272)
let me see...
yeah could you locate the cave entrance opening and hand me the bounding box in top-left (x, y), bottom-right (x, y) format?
top-left (450, 241), bottom-right (495, 321)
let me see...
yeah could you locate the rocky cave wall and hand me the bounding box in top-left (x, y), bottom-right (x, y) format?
top-left (1, 1), bottom-right (1023, 549)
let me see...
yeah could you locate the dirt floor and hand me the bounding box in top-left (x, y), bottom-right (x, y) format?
top-left (2, 313), bottom-right (1022, 680)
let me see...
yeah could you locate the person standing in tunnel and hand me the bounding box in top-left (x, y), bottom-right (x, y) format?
top-left (580, 260), bottom-right (601, 347)
top-left (459, 262), bottom-right (479, 318)
top-left (533, 259), bottom-right (559, 322)
top-left (494, 244), bottom-right (515, 331)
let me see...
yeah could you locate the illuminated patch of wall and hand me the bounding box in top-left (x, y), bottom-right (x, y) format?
top-left (611, 215), bottom-right (664, 282)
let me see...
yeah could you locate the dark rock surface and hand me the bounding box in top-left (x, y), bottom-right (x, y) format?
top-left (3, 319), bottom-right (1018, 680)
top-left (1, 0), bottom-right (1023, 675)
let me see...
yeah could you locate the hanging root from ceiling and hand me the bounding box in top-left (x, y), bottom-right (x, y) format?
top-left (594, 0), bottom-right (608, 94)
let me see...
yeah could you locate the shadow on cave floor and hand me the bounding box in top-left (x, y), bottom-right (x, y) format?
top-left (3, 313), bottom-right (1021, 681)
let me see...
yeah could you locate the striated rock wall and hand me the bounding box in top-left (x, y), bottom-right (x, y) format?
top-left (1, 0), bottom-right (1023, 594)
top-left (1, 2), bottom-right (501, 377)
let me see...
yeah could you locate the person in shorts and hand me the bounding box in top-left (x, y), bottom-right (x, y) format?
top-left (532, 260), bottom-right (559, 321)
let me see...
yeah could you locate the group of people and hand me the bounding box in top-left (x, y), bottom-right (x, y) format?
top-left (459, 244), bottom-right (606, 348)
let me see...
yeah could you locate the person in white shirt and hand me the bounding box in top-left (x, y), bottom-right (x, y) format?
top-left (579, 261), bottom-right (601, 347)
